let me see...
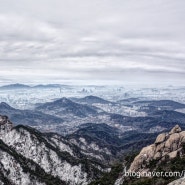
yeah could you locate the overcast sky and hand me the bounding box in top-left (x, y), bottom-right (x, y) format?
top-left (0, 0), bottom-right (185, 85)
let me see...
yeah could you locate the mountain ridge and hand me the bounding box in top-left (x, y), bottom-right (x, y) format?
top-left (0, 115), bottom-right (109, 185)
top-left (35, 97), bottom-right (98, 118)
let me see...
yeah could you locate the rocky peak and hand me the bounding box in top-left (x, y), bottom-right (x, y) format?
top-left (0, 115), bottom-right (13, 136)
top-left (0, 115), bottom-right (10, 125)
top-left (129, 125), bottom-right (185, 172)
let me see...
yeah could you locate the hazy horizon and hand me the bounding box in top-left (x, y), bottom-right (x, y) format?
top-left (0, 82), bottom-right (185, 89)
top-left (0, 0), bottom-right (185, 86)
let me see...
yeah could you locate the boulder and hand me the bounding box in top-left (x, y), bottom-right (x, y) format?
top-left (129, 144), bottom-right (155, 171)
top-left (168, 150), bottom-right (178, 159)
top-left (180, 131), bottom-right (185, 143)
top-left (154, 152), bottom-right (161, 160)
top-left (155, 133), bottom-right (167, 144)
top-left (169, 125), bottom-right (181, 134)
top-left (168, 178), bottom-right (185, 185)
top-left (155, 142), bottom-right (165, 153)
top-left (165, 133), bottom-right (180, 151)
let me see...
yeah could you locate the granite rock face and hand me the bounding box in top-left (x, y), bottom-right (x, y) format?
top-left (168, 178), bottom-right (185, 185)
top-left (129, 125), bottom-right (185, 172)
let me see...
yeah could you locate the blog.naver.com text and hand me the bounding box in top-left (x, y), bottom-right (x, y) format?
top-left (123, 168), bottom-right (185, 179)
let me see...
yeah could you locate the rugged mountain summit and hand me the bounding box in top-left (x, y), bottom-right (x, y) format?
top-left (129, 125), bottom-right (185, 173)
top-left (0, 115), bottom-right (107, 185)
top-left (114, 125), bottom-right (185, 185)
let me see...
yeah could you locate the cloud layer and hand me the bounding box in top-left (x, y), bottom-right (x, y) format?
top-left (0, 0), bottom-right (185, 85)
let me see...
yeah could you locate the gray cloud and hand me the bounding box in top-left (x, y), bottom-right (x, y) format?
top-left (0, 0), bottom-right (185, 85)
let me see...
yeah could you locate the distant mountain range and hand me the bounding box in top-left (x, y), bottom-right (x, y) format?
top-left (0, 83), bottom-right (31, 89)
top-left (1, 96), bottom-right (185, 134)
top-left (0, 83), bottom-right (66, 89)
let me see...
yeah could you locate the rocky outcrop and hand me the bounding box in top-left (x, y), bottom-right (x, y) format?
top-left (129, 125), bottom-right (185, 172)
top-left (168, 178), bottom-right (185, 185)
top-left (114, 125), bottom-right (185, 185)
top-left (169, 125), bottom-right (182, 134)
top-left (0, 115), bottom-right (13, 136)
top-left (0, 115), bottom-right (13, 126)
